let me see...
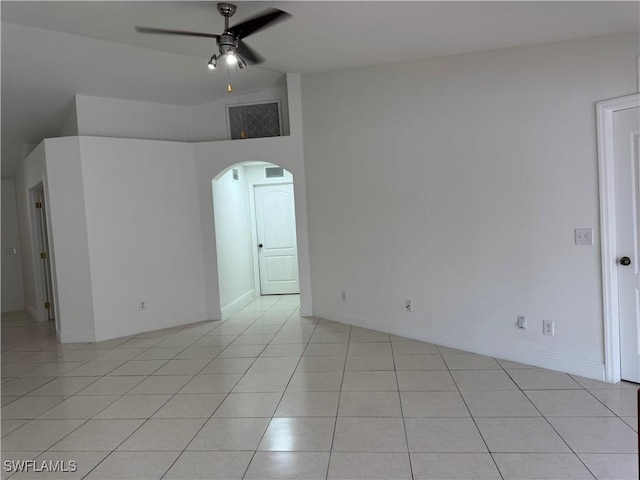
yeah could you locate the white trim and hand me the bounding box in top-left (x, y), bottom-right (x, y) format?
top-left (314, 308), bottom-right (605, 380)
top-left (1, 303), bottom-right (26, 313)
top-left (596, 93), bottom-right (640, 383)
top-left (220, 289), bottom-right (256, 320)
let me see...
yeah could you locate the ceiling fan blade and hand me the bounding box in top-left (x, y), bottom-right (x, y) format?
top-left (135, 26), bottom-right (220, 40)
top-left (227, 9), bottom-right (290, 39)
top-left (236, 40), bottom-right (263, 65)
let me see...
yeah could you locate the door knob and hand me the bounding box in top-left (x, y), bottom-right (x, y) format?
top-left (619, 256), bottom-right (632, 266)
top-left (258, 243), bottom-right (263, 248)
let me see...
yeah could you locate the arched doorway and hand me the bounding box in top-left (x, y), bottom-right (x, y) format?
top-left (212, 161), bottom-right (300, 319)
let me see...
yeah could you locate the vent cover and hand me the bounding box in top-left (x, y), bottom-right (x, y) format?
top-left (232, 168), bottom-right (239, 182)
top-left (265, 167), bottom-right (284, 178)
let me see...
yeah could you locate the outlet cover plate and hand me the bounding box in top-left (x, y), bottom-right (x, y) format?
top-left (574, 228), bottom-right (593, 246)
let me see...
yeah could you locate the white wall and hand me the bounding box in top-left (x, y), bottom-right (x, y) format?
top-left (76, 95), bottom-right (194, 141)
top-left (1, 179), bottom-right (25, 312)
top-left (213, 165), bottom-right (255, 317)
top-left (75, 80), bottom-right (289, 143)
top-left (13, 143), bottom-right (46, 320)
top-left (302, 33), bottom-right (639, 380)
top-left (44, 137), bottom-right (94, 339)
top-left (77, 136), bottom-right (207, 340)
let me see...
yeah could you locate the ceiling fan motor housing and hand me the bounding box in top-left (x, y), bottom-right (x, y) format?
top-left (217, 3), bottom-right (237, 19)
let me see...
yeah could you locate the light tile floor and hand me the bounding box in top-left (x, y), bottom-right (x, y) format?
top-left (1, 295), bottom-right (638, 479)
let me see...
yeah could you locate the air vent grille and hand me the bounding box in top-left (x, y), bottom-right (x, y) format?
top-left (232, 168), bottom-right (239, 182)
top-left (265, 167), bottom-right (284, 178)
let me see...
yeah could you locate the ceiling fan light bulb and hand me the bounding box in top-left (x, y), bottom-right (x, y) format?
top-left (226, 52), bottom-right (237, 66)
top-left (207, 62), bottom-right (215, 70)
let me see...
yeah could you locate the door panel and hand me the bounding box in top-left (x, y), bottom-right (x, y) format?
top-left (615, 107), bottom-right (640, 382)
top-left (255, 184), bottom-right (300, 295)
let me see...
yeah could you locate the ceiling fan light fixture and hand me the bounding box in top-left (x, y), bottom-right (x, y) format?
top-left (226, 51), bottom-right (238, 66)
top-left (207, 55), bottom-right (217, 70)
top-left (237, 56), bottom-right (247, 69)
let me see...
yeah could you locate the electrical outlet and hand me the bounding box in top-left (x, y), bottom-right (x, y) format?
top-left (138, 300), bottom-right (146, 311)
top-left (341, 290), bottom-right (347, 302)
top-left (543, 319), bottom-right (554, 336)
top-left (574, 228), bottom-right (593, 246)
top-left (517, 316), bottom-right (526, 329)
top-left (404, 299), bottom-right (413, 312)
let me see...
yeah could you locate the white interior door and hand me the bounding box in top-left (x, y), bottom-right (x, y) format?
top-left (255, 184), bottom-right (300, 295)
top-left (615, 106), bottom-right (640, 382)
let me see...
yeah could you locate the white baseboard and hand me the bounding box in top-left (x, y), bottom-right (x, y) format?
top-left (1, 303), bottom-right (25, 313)
top-left (25, 305), bottom-right (39, 321)
top-left (300, 306), bottom-right (313, 317)
top-left (221, 290), bottom-right (256, 320)
top-left (314, 308), bottom-right (605, 381)
top-left (59, 330), bottom-right (96, 343)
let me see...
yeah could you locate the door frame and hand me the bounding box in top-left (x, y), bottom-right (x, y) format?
top-left (248, 180), bottom-right (298, 296)
top-left (597, 93), bottom-right (640, 383)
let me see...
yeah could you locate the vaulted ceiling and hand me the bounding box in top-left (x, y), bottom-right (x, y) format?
top-left (2, 1), bottom-right (638, 177)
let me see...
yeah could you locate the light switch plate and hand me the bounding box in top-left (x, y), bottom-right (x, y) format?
top-left (574, 228), bottom-right (593, 246)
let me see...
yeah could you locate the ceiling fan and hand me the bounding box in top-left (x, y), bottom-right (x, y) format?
top-left (135, 3), bottom-right (290, 71)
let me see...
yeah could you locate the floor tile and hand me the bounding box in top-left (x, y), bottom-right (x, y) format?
top-left (345, 355), bottom-right (395, 371)
top-left (52, 419), bottom-right (144, 451)
top-left (258, 417), bottom-right (335, 451)
top-left (163, 451), bottom-right (253, 479)
top-left (286, 372), bottom-right (343, 391)
top-left (338, 391), bottom-right (402, 417)
top-left (20, 362), bottom-right (85, 377)
top-left (2, 396), bottom-right (67, 419)
top-left (349, 328), bottom-right (390, 343)
top-left (394, 354), bottom-right (447, 371)
top-left (217, 345), bottom-right (265, 358)
top-left (231, 334), bottom-right (275, 345)
top-left (332, 417), bottom-right (408, 452)
top-left (75, 376), bottom-right (145, 395)
top-left (85, 451), bottom-right (180, 479)
top-left (199, 357), bottom-right (255, 374)
top-left (295, 356), bottom-right (346, 372)
top-left (400, 391), bottom-right (469, 417)
top-left (475, 418), bottom-right (571, 453)
top-left (492, 453), bottom-right (595, 479)
top-left (38, 395), bottom-right (118, 419)
top-left (405, 418), bottom-right (487, 452)
top-left (341, 371), bottom-right (397, 391)
top-left (232, 373), bottom-right (292, 392)
top-left (348, 342), bottom-right (392, 356)
top-left (303, 343), bottom-right (348, 357)
top-left (589, 388), bottom-right (637, 416)
top-left (461, 390), bottom-right (540, 417)
top-left (309, 331), bottom-right (350, 343)
top-left (62, 361), bottom-right (126, 377)
top-left (506, 369), bottom-right (582, 390)
top-left (328, 452), bottom-right (412, 479)
top-left (213, 392), bottom-right (282, 417)
top-left (1, 420), bottom-right (84, 451)
top-left (260, 344), bottom-right (306, 357)
top-left (1, 420), bottom-right (29, 437)
top-left (129, 375), bottom-right (193, 394)
top-left (94, 349), bottom-right (146, 362)
top-left (579, 453), bottom-right (639, 480)
top-left (247, 356), bottom-right (300, 374)
top-left (396, 370), bottom-right (457, 391)
top-left (152, 393), bottom-right (226, 418)
top-left (179, 374), bottom-right (241, 393)
top-left (1, 378), bottom-right (54, 396)
top-left (547, 417), bottom-right (637, 453)
top-left (275, 391), bottom-right (340, 417)
top-left (442, 354), bottom-right (501, 370)
top-left (620, 416), bottom-right (637, 431)
top-left (152, 359), bottom-right (210, 375)
top-left (451, 369), bottom-right (518, 390)
top-left (524, 389), bottom-right (614, 416)
top-left (187, 417), bottom-right (269, 450)
top-left (244, 452), bottom-right (330, 480)
top-left (106, 360), bottom-right (167, 376)
top-left (133, 347), bottom-right (185, 360)
top-left (410, 453), bottom-right (501, 479)
top-left (117, 418), bottom-right (205, 451)
top-left (391, 341), bottom-right (439, 355)
top-left (94, 394), bottom-right (171, 419)
top-left (27, 377), bottom-right (98, 396)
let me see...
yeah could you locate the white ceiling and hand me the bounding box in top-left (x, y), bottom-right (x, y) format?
top-left (2, 1), bottom-right (638, 177)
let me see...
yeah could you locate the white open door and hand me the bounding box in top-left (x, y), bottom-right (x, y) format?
top-left (615, 106), bottom-right (640, 383)
top-left (254, 183), bottom-right (300, 295)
